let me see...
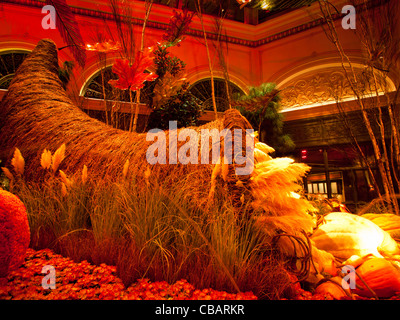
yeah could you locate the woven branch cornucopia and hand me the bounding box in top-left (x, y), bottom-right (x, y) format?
top-left (0, 38), bottom-right (317, 263)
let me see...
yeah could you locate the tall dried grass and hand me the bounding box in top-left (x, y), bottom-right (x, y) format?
top-left (6, 160), bottom-right (294, 299)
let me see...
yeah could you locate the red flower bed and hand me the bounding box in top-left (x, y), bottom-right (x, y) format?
top-left (3, 248), bottom-right (400, 300)
top-left (0, 248), bottom-right (257, 300)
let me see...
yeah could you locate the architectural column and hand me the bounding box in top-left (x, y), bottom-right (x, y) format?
top-left (323, 148), bottom-right (332, 199)
top-left (244, 7), bottom-right (258, 25)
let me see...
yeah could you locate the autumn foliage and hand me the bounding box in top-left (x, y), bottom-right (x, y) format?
top-left (108, 48), bottom-right (158, 92)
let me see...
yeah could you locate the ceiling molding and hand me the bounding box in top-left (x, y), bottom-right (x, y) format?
top-left (1, 0), bottom-right (346, 48)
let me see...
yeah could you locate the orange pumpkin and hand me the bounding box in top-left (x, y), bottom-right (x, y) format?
top-left (314, 277), bottom-right (350, 300)
top-left (362, 213), bottom-right (400, 240)
top-left (354, 258), bottom-right (400, 298)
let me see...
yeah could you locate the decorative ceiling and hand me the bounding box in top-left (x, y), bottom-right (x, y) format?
top-left (152, 0), bottom-right (319, 24)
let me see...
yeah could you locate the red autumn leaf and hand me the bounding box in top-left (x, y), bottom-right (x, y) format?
top-left (108, 48), bottom-right (158, 92)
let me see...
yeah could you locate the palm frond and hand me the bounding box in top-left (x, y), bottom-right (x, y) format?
top-left (46, 0), bottom-right (86, 67)
top-left (108, 0), bottom-right (137, 60)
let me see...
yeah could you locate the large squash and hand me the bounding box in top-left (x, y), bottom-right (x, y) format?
top-left (311, 212), bottom-right (400, 260)
top-left (353, 257), bottom-right (400, 298)
top-left (362, 213), bottom-right (400, 240)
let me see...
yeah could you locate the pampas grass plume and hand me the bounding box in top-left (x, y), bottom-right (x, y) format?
top-left (255, 142), bottom-right (275, 155)
top-left (61, 182), bottom-right (68, 196)
top-left (40, 149), bottom-right (52, 170)
top-left (59, 170), bottom-right (72, 188)
top-left (11, 148), bottom-right (25, 175)
top-left (52, 144), bottom-right (66, 173)
top-left (1, 167), bottom-right (14, 181)
top-left (254, 148), bottom-right (271, 163)
top-left (82, 165), bottom-right (88, 184)
top-left (122, 159), bottom-right (129, 179)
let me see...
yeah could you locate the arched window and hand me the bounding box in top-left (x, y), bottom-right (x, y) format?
top-left (0, 51), bottom-right (30, 89)
top-left (189, 78), bottom-right (245, 112)
top-left (82, 66), bottom-right (154, 104)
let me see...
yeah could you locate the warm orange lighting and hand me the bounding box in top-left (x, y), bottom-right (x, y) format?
top-left (237, 0), bottom-right (252, 9)
top-left (260, 1), bottom-right (270, 10)
top-left (84, 41), bottom-right (121, 53)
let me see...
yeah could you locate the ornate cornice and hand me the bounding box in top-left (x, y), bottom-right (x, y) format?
top-left (2, 0), bottom-right (341, 48)
top-left (279, 67), bottom-right (391, 110)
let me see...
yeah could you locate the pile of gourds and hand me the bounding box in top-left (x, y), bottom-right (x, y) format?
top-left (303, 207), bottom-right (400, 299)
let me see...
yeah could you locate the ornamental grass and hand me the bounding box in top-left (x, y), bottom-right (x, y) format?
top-left (4, 158), bottom-right (294, 299)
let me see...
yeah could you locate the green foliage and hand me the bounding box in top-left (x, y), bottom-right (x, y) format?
top-left (146, 46), bottom-right (203, 130)
top-left (147, 84), bottom-right (203, 130)
top-left (58, 61), bottom-right (75, 89)
top-left (153, 46), bottom-right (186, 78)
top-left (234, 83), bottom-right (295, 154)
